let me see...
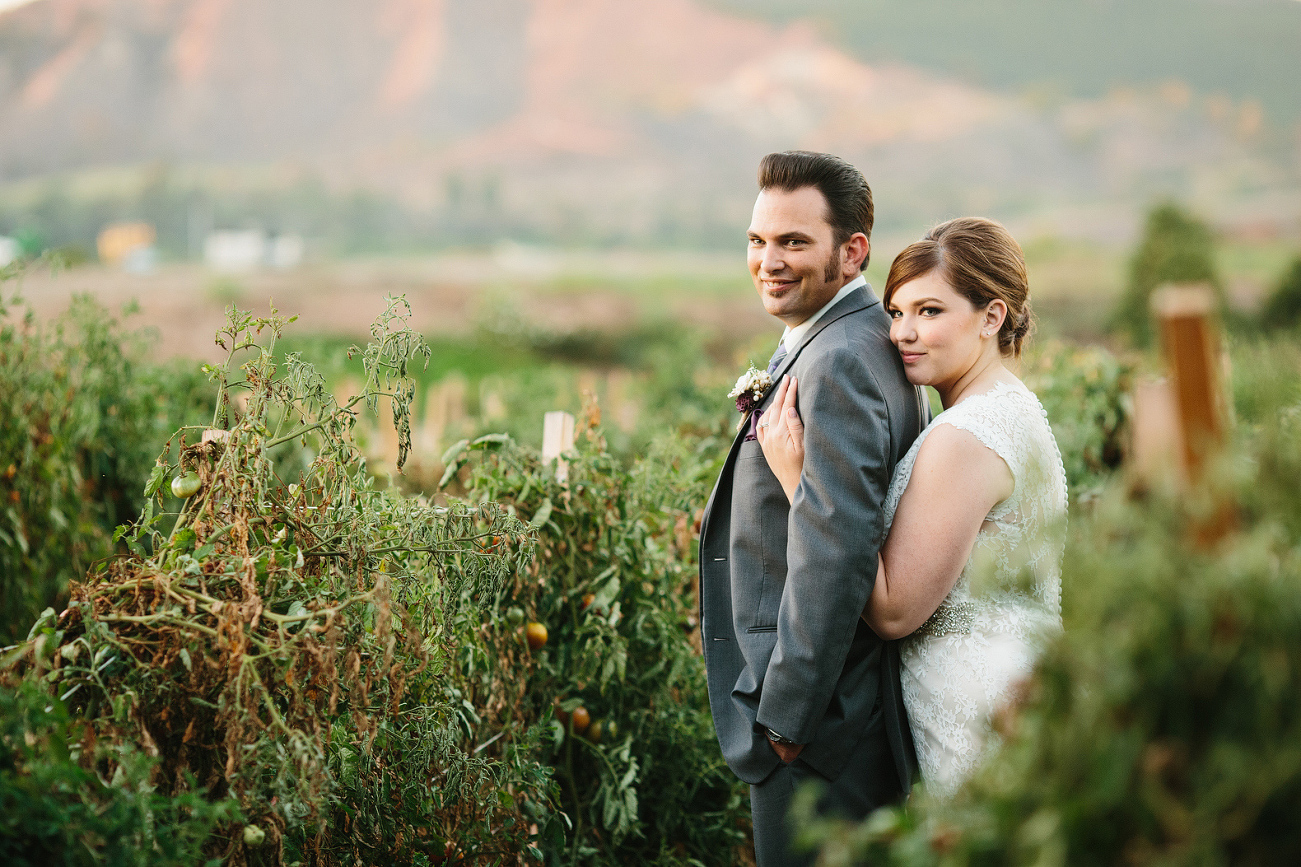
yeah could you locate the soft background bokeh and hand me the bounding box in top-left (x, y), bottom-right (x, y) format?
top-left (0, 0), bottom-right (1297, 362)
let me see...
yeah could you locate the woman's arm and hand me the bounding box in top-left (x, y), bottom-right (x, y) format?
top-left (867, 424), bottom-right (1012, 639)
top-left (759, 379), bottom-right (1014, 640)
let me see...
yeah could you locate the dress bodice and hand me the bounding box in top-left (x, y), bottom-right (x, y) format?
top-left (884, 379), bottom-right (1068, 637)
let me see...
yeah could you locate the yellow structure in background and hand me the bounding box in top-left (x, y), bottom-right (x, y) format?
top-left (96, 222), bottom-right (156, 267)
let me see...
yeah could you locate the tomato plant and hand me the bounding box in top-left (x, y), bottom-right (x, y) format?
top-left (445, 410), bottom-right (750, 866)
top-left (3, 299), bottom-right (555, 866)
top-left (0, 279), bottom-right (211, 644)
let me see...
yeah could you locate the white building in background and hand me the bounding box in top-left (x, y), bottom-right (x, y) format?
top-left (204, 230), bottom-right (304, 272)
top-left (268, 234), bottom-right (304, 269)
top-left (0, 236), bottom-right (18, 267)
top-left (205, 230), bottom-right (265, 272)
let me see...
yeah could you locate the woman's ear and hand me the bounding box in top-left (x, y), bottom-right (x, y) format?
top-left (984, 299), bottom-right (1008, 335)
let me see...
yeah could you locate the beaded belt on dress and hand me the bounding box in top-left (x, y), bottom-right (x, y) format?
top-left (915, 598), bottom-right (979, 637)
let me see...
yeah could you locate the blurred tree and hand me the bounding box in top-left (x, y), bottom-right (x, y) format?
top-left (1112, 202), bottom-right (1224, 346)
top-left (1260, 255), bottom-right (1301, 332)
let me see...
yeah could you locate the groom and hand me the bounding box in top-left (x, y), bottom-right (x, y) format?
top-left (699, 151), bottom-right (928, 866)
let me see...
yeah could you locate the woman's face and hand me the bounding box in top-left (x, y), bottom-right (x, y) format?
top-left (887, 270), bottom-right (995, 392)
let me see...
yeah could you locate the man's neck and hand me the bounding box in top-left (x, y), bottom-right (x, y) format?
top-left (781, 275), bottom-right (866, 348)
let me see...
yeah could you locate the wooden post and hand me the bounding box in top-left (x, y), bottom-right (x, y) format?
top-left (1129, 375), bottom-right (1182, 491)
top-left (606, 369), bottom-right (639, 433)
top-left (479, 376), bottom-right (507, 422)
top-left (1151, 284), bottom-right (1234, 544)
top-left (542, 411), bottom-right (576, 483)
top-left (1152, 285), bottom-right (1225, 480)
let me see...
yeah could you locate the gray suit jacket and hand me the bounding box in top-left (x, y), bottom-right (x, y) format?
top-left (700, 285), bottom-right (928, 787)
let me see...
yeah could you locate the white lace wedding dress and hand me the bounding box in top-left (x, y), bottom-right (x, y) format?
top-left (883, 379), bottom-right (1068, 796)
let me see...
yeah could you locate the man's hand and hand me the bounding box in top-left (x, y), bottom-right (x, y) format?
top-left (767, 736), bottom-right (804, 764)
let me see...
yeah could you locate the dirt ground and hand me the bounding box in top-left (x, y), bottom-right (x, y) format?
top-left (10, 251), bottom-right (774, 363)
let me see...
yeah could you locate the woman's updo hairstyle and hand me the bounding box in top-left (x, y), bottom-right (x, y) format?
top-left (882, 217), bottom-right (1034, 357)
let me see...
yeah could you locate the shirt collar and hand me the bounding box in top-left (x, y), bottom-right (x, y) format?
top-left (779, 274), bottom-right (867, 351)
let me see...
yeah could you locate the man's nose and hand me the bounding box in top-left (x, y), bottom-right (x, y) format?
top-left (760, 246), bottom-right (784, 275)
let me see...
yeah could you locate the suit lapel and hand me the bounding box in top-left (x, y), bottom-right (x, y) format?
top-left (767, 284), bottom-right (879, 390)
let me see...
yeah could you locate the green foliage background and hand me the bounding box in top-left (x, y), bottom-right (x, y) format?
top-left (0, 278), bottom-right (210, 643)
top-left (1261, 256), bottom-right (1301, 332)
top-left (1111, 203), bottom-right (1225, 347)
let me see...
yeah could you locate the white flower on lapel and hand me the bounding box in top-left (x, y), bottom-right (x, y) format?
top-left (728, 366), bottom-right (772, 415)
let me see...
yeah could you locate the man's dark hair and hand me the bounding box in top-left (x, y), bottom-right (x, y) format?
top-left (758, 151), bottom-right (873, 270)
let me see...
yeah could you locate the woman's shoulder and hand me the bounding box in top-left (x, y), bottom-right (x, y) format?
top-left (927, 379), bottom-right (1048, 464)
top-left (942, 378), bottom-right (1050, 428)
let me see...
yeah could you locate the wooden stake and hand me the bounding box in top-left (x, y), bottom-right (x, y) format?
top-left (1152, 285), bottom-right (1225, 480)
top-left (542, 411), bottom-right (576, 483)
top-left (1151, 284), bottom-right (1235, 544)
top-left (1129, 375), bottom-right (1182, 492)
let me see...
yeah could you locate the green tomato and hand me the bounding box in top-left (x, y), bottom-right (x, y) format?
top-left (171, 471), bottom-right (201, 499)
top-left (505, 606), bottom-right (526, 628)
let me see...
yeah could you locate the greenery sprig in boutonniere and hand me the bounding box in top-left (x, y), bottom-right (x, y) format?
top-left (728, 365), bottom-right (773, 416)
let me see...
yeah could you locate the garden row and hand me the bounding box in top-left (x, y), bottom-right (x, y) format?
top-left (3, 270), bottom-right (1300, 864)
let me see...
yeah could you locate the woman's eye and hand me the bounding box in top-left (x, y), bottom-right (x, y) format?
top-left (888, 309), bottom-right (902, 319)
top-left (921, 307), bottom-right (941, 316)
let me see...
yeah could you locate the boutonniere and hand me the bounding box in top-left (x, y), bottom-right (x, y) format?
top-left (728, 365), bottom-right (773, 416)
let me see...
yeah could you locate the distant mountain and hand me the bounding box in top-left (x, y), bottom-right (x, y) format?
top-left (0, 0), bottom-right (1296, 248)
top-left (707, 0), bottom-right (1301, 127)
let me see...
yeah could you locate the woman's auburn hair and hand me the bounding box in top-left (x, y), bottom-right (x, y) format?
top-left (882, 217), bottom-right (1034, 357)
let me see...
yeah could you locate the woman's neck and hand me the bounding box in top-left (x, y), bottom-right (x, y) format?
top-left (937, 353), bottom-right (1013, 410)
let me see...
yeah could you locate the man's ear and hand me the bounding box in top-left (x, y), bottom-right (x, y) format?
top-left (842, 233), bottom-right (869, 276)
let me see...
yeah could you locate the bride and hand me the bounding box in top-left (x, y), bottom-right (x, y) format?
top-left (756, 217), bottom-right (1068, 795)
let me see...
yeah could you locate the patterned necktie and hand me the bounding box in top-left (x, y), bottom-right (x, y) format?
top-left (766, 341), bottom-right (788, 376)
top-left (746, 341), bottom-right (788, 441)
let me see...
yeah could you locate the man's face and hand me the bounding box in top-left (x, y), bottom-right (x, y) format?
top-left (747, 186), bottom-right (864, 326)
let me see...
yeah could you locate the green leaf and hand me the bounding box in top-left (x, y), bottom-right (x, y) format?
top-left (440, 438), bottom-right (470, 467)
top-left (529, 498), bottom-right (553, 529)
top-left (26, 608), bottom-right (56, 642)
top-left (143, 462), bottom-right (168, 497)
top-left (438, 461), bottom-right (462, 490)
